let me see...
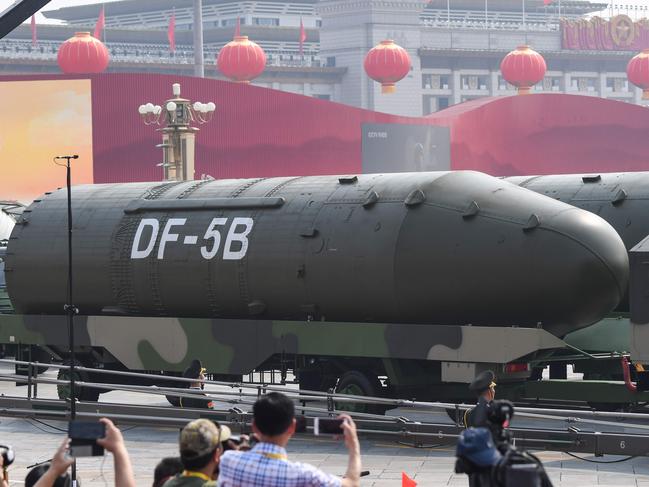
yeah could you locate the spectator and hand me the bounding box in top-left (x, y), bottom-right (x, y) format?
top-left (30, 438), bottom-right (74, 487)
top-left (0, 446), bottom-right (11, 487)
top-left (217, 392), bottom-right (361, 487)
top-left (163, 419), bottom-right (231, 486)
top-left (25, 459), bottom-right (74, 487)
top-left (32, 418), bottom-right (135, 487)
top-left (153, 457), bottom-right (183, 487)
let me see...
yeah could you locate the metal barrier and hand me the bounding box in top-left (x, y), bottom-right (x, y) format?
top-left (1, 358), bottom-right (649, 456)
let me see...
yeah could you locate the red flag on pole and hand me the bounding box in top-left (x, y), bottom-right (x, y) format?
top-left (235, 16), bottom-right (241, 37)
top-left (168, 12), bottom-right (176, 52)
top-left (93, 6), bottom-right (105, 39)
top-left (30, 15), bottom-right (37, 47)
top-left (543, 0), bottom-right (553, 5)
top-left (402, 472), bottom-right (417, 487)
top-left (299, 16), bottom-right (306, 55)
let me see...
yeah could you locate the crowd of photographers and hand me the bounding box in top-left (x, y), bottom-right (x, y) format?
top-left (1, 392), bottom-right (361, 487)
top-left (1, 370), bottom-right (555, 487)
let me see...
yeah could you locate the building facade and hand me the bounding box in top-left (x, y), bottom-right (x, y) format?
top-left (0, 0), bottom-right (646, 117)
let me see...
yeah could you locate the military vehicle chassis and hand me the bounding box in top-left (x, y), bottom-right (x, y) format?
top-left (2, 313), bottom-right (648, 409)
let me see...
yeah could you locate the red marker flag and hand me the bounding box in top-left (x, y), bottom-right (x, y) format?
top-left (543, 0), bottom-right (553, 5)
top-left (167, 12), bottom-right (176, 52)
top-left (402, 472), bottom-right (417, 487)
top-left (93, 6), bottom-right (105, 39)
top-left (30, 15), bottom-right (37, 46)
top-left (235, 16), bottom-right (241, 37)
top-left (299, 17), bottom-right (307, 55)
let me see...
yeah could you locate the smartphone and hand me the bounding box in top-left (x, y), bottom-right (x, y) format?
top-left (68, 421), bottom-right (106, 457)
top-left (313, 418), bottom-right (344, 436)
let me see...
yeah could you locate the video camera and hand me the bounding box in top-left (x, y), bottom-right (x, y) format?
top-left (454, 400), bottom-right (553, 487)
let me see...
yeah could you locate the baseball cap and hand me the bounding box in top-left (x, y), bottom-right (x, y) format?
top-left (456, 427), bottom-right (502, 467)
top-left (179, 419), bottom-right (231, 459)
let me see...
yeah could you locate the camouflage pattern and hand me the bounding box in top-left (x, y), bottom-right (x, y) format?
top-left (0, 313), bottom-right (566, 374)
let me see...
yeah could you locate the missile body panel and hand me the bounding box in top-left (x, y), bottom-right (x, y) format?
top-left (6, 171), bottom-right (628, 337)
top-left (505, 172), bottom-right (649, 313)
top-left (505, 172), bottom-right (649, 252)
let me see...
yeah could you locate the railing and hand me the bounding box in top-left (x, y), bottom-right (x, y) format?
top-left (1, 358), bottom-right (649, 456)
top-left (420, 8), bottom-right (580, 31)
top-left (0, 39), bottom-right (323, 68)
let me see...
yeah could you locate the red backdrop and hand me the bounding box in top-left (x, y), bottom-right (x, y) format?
top-left (427, 94), bottom-right (649, 176)
top-left (2, 73), bottom-right (649, 182)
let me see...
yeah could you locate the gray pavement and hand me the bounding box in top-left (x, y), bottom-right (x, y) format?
top-left (0, 366), bottom-right (647, 486)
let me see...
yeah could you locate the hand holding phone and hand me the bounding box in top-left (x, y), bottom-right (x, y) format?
top-left (313, 418), bottom-right (344, 436)
top-left (68, 421), bottom-right (106, 457)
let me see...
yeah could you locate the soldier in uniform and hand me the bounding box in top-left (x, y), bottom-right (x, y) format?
top-left (463, 370), bottom-right (496, 428)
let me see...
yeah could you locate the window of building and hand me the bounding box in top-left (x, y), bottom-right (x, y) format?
top-left (606, 77), bottom-right (629, 93)
top-left (571, 77), bottom-right (597, 92)
top-left (539, 77), bottom-right (561, 92)
top-left (325, 56), bottom-right (336, 67)
top-left (253, 17), bottom-right (279, 26)
top-left (222, 18), bottom-right (242, 27)
top-left (316, 19), bottom-right (322, 27)
top-left (461, 75), bottom-right (488, 91)
top-left (313, 94), bottom-right (330, 100)
top-left (422, 95), bottom-right (451, 115)
top-left (422, 74), bottom-right (449, 90)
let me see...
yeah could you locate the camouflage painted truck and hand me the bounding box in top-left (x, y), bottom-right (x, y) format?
top-left (1, 171), bottom-right (645, 410)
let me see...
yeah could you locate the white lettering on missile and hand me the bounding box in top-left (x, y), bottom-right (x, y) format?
top-left (130, 217), bottom-right (254, 260)
top-left (131, 218), bottom-right (160, 259)
top-left (224, 217), bottom-right (254, 260)
top-left (200, 217), bottom-right (228, 259)
top-left (158, 218), bottom-right (187, 259)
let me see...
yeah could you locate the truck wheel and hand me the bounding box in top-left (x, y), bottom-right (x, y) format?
top-left (57, 362), bottom-right (101, 402)
top-left (335, 370), bottom-right (387, 415)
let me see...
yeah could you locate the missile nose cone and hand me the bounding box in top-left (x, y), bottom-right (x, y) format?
top-left (542, 208), bottom-right (628, 335)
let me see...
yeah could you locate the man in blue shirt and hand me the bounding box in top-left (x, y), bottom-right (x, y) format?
top-left (217, 392), bottom-right (361, 487)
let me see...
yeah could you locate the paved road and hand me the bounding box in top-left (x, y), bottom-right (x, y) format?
top-left (0, 366), bottom-right (648, 486)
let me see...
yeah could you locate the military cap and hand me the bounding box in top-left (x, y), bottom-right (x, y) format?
top-left (179, 419), bottom-right (231, 459)
top-left (469, 370), bottom-right (496, 394)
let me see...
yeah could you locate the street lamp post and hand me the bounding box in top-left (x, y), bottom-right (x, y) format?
top-left (138, 83), bottom-right (215, 182)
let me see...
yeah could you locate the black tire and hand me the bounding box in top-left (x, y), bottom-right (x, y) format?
top-left (57, 362), bottom-right (101, 402)
top-left (334, 370), bottom-right (388, 415)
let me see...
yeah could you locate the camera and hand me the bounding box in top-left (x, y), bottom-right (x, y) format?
top-left (455, 400), bottom-right (553, 487)
top-left (0, 445), bottom-right (14, 467)
top-left (68, 421), bottom-right (105, 457)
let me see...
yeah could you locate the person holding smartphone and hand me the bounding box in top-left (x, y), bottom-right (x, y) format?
top-left (217, 392), bottom-right (362, 487)
top-left (31, 418), bottom-right (135, 487)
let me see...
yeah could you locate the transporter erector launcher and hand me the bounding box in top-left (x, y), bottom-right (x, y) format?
top-left (6, 171), bottom-right (627, 338)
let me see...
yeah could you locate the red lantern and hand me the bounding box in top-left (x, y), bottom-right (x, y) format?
top-left (627, 49), bottom-right (649, 100)
top-left (364, 40), bottom-right (411, 94)
top-left (500, 45), bottom-right (547, 95)
top-left (217, 36), bottom-right (266, 83)
top-left (57, 32), bottom-right (109, 74)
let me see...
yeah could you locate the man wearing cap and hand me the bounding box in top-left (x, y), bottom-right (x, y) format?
top-left (163, 419), bottom-right (231, 486)
top-left (463, 370), bottom-right (496, 429)
top-left (217, 392), bottom-right (361, 487)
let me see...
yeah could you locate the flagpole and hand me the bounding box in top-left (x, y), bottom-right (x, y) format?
top-left (103, 4), bottom-right (106, 44)
top-left (447, 0), bottom-right (450, 26)
top-left (485, 0), bottom-right (488, 29)
top-left (522, 0), bottom-right (526, 29)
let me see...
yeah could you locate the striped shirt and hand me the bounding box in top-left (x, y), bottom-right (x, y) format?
top-left (217, 442), bottom-right (342, 487)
